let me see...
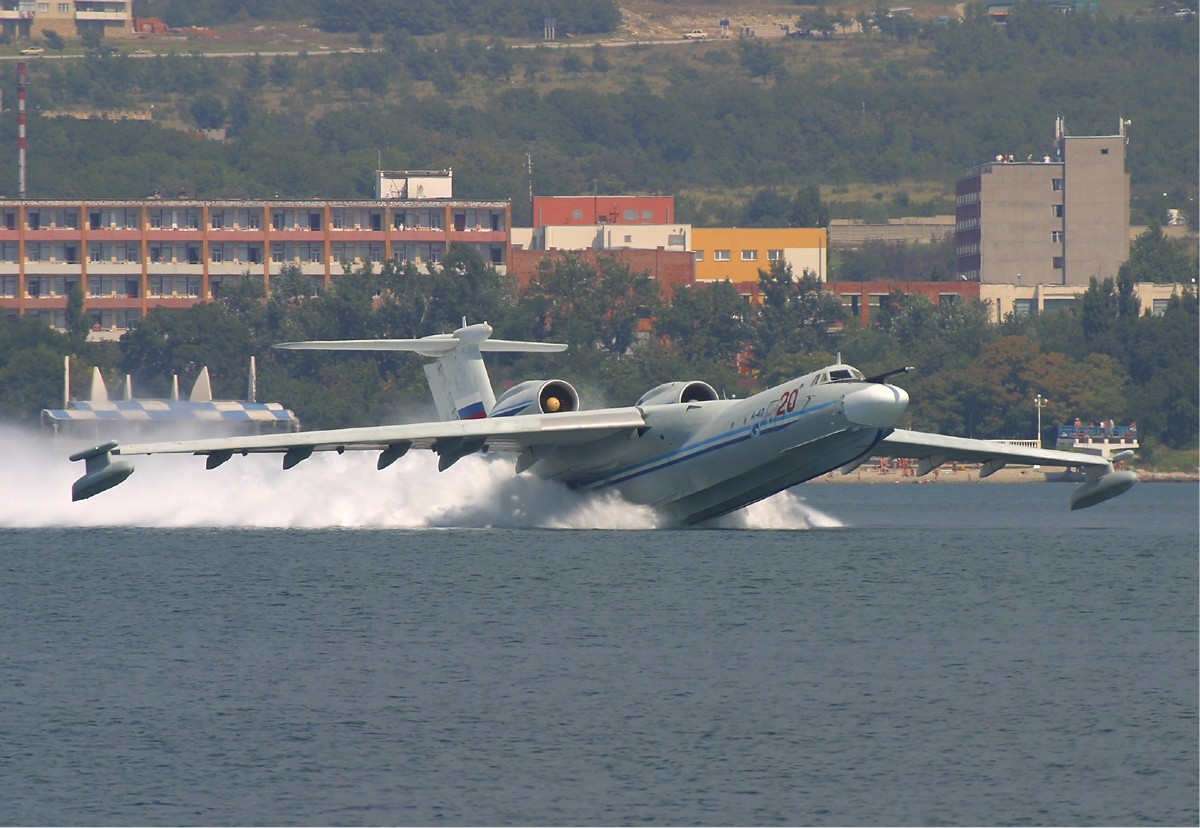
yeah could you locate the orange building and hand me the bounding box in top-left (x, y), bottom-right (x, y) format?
top-left (692, 227), bottom-right (828, 299)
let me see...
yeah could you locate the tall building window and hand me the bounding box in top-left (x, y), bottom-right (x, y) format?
top-left (714, 250), bottom-right (731, 261)
top-left (694, 250), bottom-right (704, 261)
top-left (741, 250), bottom-right (758, 261)
top-left (1052, 179), bottom-right (1064, 191)
top-left (1052, 204), bottom-right (1063, 217)
top-left (1052, 256), bottom-right (1064, 269)
top-left (767, 250), bottom-right (783, 261)
top-left (1051, 230), bottom-right (1063, 243)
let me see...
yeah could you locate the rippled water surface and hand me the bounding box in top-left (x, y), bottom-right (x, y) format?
top-left (2, 480), bottom-right (1196, 825)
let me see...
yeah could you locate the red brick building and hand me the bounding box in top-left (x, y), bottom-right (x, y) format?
top-left (531, 196), bottom-right (675, 227)
top-left (826, 281), bottom-right (982, 325)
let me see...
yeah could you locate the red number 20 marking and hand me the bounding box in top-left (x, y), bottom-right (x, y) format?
top-left (775, 389), bottom-right (799, 416)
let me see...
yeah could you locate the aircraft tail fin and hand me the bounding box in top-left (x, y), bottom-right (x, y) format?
top-left (274, 322), bottom-right (567, 421)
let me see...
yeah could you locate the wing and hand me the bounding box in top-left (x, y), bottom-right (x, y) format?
top-left (70, 407), bottom-right (645, 501)
top-left (878, 428), bottom-right (1114, 472)
top-left (872, 428), bottom-right (1137, 510)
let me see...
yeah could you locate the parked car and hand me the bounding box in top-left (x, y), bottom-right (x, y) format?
top-left (682, 29), bottom-right (707, 40)
top-left (19, 47), bottom-right (44, 56)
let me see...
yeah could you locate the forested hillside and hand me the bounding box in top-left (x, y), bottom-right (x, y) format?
top-left (5, 3), bottom-right (1195, 225)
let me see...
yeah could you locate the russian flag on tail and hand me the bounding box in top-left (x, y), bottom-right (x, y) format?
top-left (456, 393), bottom-right (488, 420)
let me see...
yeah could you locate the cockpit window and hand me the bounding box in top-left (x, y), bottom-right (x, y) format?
top-left (819, 367), bottom-right (866, 383)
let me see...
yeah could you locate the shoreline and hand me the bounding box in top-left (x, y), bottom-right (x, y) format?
top-left (809, 467), bottom-right (1198, 484)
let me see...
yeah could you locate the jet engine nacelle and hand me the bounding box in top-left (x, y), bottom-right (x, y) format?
top-left (491, 379), bottom-right (580, 417)
top-left (635, 381), bottom-right (719, 407)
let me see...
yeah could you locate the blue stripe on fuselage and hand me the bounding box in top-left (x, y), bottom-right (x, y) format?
top-left (575, 399), bottom-right (837, 491)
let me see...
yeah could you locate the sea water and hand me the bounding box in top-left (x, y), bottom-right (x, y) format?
top-left (1, 435), bottom-right (1196, 824)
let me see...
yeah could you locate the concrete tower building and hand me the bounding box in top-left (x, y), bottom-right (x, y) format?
top-left (955, 117), bottom-right (1131, 286)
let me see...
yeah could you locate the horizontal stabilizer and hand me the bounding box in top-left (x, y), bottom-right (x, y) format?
top-left (275, 321), bottom-right (566, 358)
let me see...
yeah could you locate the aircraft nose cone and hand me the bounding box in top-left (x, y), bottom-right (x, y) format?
top-left (844, 383), bottom-right (909, 428)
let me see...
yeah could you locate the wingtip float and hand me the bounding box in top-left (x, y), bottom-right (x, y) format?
top-left (69, 441), bottom-right (135, 502)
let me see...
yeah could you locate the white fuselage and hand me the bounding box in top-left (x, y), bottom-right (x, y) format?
top-left (529, 371), bottom-right (909, 525)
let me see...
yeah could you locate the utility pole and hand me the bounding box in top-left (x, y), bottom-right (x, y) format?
top-left (1035, 393), bottom-right (1049, 448)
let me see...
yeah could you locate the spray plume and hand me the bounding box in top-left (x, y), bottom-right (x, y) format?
top-left (2, 426), bottom-right (841, 530)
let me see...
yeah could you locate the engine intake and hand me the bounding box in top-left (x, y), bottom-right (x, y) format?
top-left (636, 381), bottom-right (719, 408)
top-left (491, 379), bottom-right (580, 417)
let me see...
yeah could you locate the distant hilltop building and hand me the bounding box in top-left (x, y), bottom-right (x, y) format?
top-left (0, 0), bottom-right (134, 41)
top-left (955, 116), bottom-right (1131, 286)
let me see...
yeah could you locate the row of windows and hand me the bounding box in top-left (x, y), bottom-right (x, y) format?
top-left (569, 209), bottom-right (658, 221)
top-left (10, 275), bottom-right (201, 299)
top-left (0, 207), bottom-right (503, 233)
top-left (20, 308), bottom-right (141, 332)
top-left (957, 232), bottom-right (1062, 258)
top-left (695, 249), bottom-right (784, 263)
top-left (957, 204), bottom-right (1064, 231)
top-left (3, 242), bottom-right (504, 266)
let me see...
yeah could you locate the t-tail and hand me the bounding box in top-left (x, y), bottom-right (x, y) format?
top-left (274, 321), bottom-right (567, 421)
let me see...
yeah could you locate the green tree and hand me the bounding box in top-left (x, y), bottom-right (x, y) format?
top-left (1118, 223), bottom-right (1197, 285)
top-left (743, 188), bottom-right (793, 227)
top-left (738, 39), bottom-right (783, 83)
top-left (797, 7), bottom-right (839, 38)
top-left (42, 29), bottom-right (65, 50)
top-left (189, 92), bottom-right (227, 130)
top-left (790, 186), bottom-right (831, 228)
top-left (561, 51), bottom-right (585, 74)
top-left (0, 315), bottom-right (76, 422)
top-left (1122, 292), bottom-right (1199, 448)
top-left (655, 280), bottom-right (753, 368)
top-left (269, 55), bottom-right (296, 88)
top-left (65, 282), bottom-right (91, 347)
top-left (591, 43), bottom-right (610, 74)
top-left (120, 302), bottom-right (258, 399)
top-left (515, 253), bottom-right (659, 356)
top-left (752, 260), bottom-right (846, 382)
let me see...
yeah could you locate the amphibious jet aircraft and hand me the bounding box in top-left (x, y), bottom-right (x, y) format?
top-left (70, 322), bottom-right (1136, 522)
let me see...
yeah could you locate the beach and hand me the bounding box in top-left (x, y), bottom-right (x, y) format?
top-left (811, 465), bottom-right (1197, 484)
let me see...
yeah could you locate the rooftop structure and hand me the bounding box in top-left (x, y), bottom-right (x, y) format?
top-left (375, 169), bottom-right (454, 200)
